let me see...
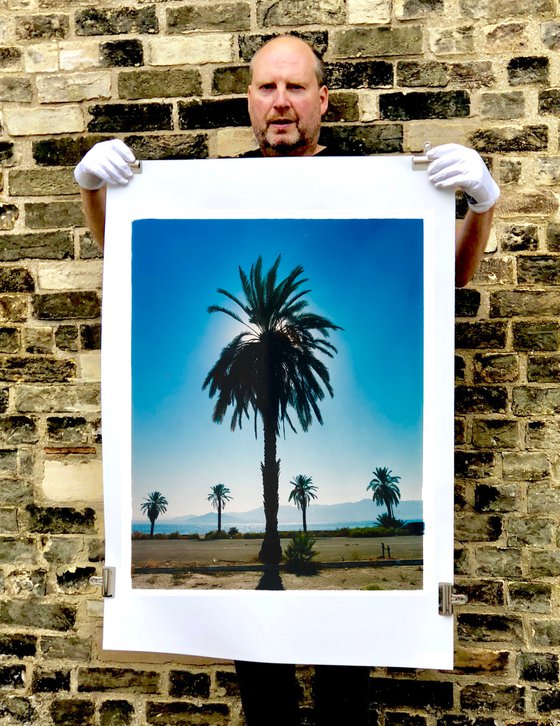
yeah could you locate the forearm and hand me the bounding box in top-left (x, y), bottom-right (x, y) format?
top-left (80, 185), bottom-right (107, 250)
top-left (455, 205), bottom-right (495, 288)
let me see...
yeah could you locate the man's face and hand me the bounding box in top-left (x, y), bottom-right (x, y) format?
top-left (247, 38), bottom-right (329, 156)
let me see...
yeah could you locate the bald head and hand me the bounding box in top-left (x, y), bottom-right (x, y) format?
top-left (247, 35), bottom-right (329, 156)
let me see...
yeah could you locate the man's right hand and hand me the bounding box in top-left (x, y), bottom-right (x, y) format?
top-left (74, 139), bottom-right (136, 190)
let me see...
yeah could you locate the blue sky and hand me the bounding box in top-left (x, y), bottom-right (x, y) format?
top-left (131, 218), bottom-right (424, 518)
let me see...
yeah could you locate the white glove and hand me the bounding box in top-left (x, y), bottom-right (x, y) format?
top-left (74, 139), bottom-right (135, 190)
top-left (427, 143), bottom-right (500, 213)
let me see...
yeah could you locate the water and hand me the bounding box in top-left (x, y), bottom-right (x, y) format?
top-left (131, 520), bottom-right (420, 535)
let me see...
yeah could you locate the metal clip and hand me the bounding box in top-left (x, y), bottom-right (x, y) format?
top-left (439, 582), bottom-right (468, 616)
top-left (89, 567), bottom-right (116, 598)
top-left (412, 141), bottom-right (432, 170)
top-left (129, 160), bottom-right (142, 174)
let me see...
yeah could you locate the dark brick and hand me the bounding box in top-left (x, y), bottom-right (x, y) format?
top-left (438, 713), bottom-right (497, 725)
top-left (536, 690), bottom-right (560, 713)
top-left (386, 714), bottom-right (426, 726)
top-left (0, 389), bottom-right (8, 414)
top-left (455, 451), bottom-right (495, 479)
top-left (212, 66), bottom-right (251, 96)
top-left (0, 47), bottom-right (22, 70)
top-left (470, 125), bottom-right (548, 153)
top-left (216, 670), bottom-right (239, 696)
top-left (89, 104), bottom-right (172, 133)
top-left (518, 653), bottom-right (558, 682)
top-left (455, 416), bottom-right (466, 444)
top-left (169, 671), bottom-right (210, 698)
top-left (80, 324), bottom-right (101, 350)
top-left (25, 202), bottom-right (84, 230)
top-left (167, 3), bottom-right (250, 31)
top-left (0, 601), bottom-right (76, 631)
top-left (397, 60), bottom-right (448, 87)
top-left (32, 669), bottom-right (70, 693)
top-left (15, 14), bottom-right (69, 41)
top-left (509, 582), bottom-right (552, 613)
top-left (324, 61), bottom-right (394, 89)
top-left (320, 124), bottom-right (403, 154)
top-left (455, 386), bottom-right (508, 414)
top-left (0, 328), bottom-right (19, 354)
top-left (26, 505), bottom-right (95, 534)
top-left (0, 358), bottom-right (75, 383)
top-left (57, 566), bottom-right (96, 593)
top-left (32, 136), bottom-right (107, 167)
top-left (472, 418), bottom-right (518, 449)
top-left (0, 633), bottom-right (37, 658)
top-left (380, 91), bottom-right (469, 120)
top-left (0, 141), bottom-right (15, 165)
top-left (455, 322), bottom-right (507, 349)
top-left (458, 614), bottom-right (524, 643)
top-left (99, 700), bottom-right (134, 726)
top-left (333, 26), bottom-right (423, 58)
top-left (456, 514), bottom-right (503, 542)
top-left (55, 325), bottom-right (79, 352)
top-left (528, 355), bottom-right (560, 382)
top-left (540, 89), bottom-right (560, 117)
top-left (455, 355), bottom-right (466, 381)
top-left (500, 224), bottom-right (539, 252)
top-left (100, 39), bottom-right (143, 68)
top-left (491, 290), bottom-right (560, 317)
top-left (474, 484), bottom-right (517, 513)
top-left (41, 636), bottom-right (92, 662)
top-left (124, 134), bottom-right (209, 160)
top-left (514, 322), bottom-right (559, 352)
top-left (369, 679), bottom-right (453, 710)
top-left (178, 98), bottom-right (249, 129)
top-left (0, 665), bottom-right (25, 689)
top-left (460, 684), bottom-right (524, 712)
top-left (0, 696), bottom-right (35, 723)
top-left (0, 203), bottom-right (20, 232)
top-left (47, 416), bottom-right (88, 444)
top-left (324, 91), bottom-right (359, 122)
top-left (76, 7), bottom-right (158, 35)
top-left (50, 699), bottom-right (95, 725)
top-left (449, 62), bottom-right (495, 88)
top-left (0, 415), bottom-right (37, 443)
top-left (518, 256), bottom-right (560, 284)
top-left (454, 580), bottom-right (504, 606)
top-left (119, 69), bottom-right (201, 100)
top-left (78, 668), bottom-right (160, 694)
top-left (146, 701), bottom-right (230, 724)
top-left (508, 56), bottom-right (549, 85)
top-left (238, 31), bottom-right (328, 61)
top-left (548, 222), bottom-right (560, 251)
top-left (0, 231), bottom-right (73, 261)
top-left (33, 292), bottom-right (100, 320)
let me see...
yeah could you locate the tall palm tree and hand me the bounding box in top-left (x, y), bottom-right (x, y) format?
top-left (207, 483), bottom-right (233, 532)
top-left (203, 255), bottom-right (341, 564)
top-left (367, 467), bottom-right (401, 522)
top-left (288, 474), bottom-right (318, 533)
top-left (140, 491), bottom-right (168, 538)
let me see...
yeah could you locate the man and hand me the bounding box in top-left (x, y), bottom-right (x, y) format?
top-left (75, 34), bottom-right (500, 726)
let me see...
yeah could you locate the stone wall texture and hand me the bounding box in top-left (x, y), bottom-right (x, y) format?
top-left (0, 0), bottom-right (559, 723)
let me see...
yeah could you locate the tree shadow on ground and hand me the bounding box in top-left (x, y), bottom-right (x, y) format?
top-left (256, 566), bottom-right (285, 591)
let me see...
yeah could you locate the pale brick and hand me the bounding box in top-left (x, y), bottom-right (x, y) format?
top-left (216, 128), bottom-right (256, 158)
top-left (536, 157), bottom-right (560, 185)
top-left (80, 353), bottom-right (100, 382)
top-left (4, 106), bottom-right (84, 136)
top-left (429, 26), bottom-right (474, 55)
top-left (23, 43), bottom-right (58, 73)
top-left (15, 384), bottom-right (100, 413)
top-left (59, 41), bottom-right (99, 71)
top-left (41, 460), bottom-right (102, 503)
top-left (347, 0), bottom-right (391, 24)
top-left (498, 190), bottom-right (558, 217)
top-left (148, 35), bottom-right (234, 66)
top-left (406, 122), bottom-right (468, 151)
top-left (37, 72), bottom-right (111, 103)
top-left (37, 261), bottom-right (102, 292)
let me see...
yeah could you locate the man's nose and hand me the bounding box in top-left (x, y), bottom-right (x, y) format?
top-left (272, 86), bottom-right (290, 109)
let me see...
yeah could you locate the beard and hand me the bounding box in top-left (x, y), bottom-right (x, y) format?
top-left (256, 120), bottom-right (317, 156)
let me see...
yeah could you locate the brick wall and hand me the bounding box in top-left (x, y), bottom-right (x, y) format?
top-left (0, 0), bottom-right (559, 723)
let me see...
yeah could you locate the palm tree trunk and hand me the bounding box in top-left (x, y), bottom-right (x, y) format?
top-left (150, 519), bottom-right (155, 538)
top-left (302, 504), bottom-right (307, 533)
top-left (218, 502), bottom-right (222, 532)
top-left (258, 416), bottom-right (282, 564)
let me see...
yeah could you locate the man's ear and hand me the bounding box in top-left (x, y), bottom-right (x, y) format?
top-left (320, 86), bottom-right (329, 116)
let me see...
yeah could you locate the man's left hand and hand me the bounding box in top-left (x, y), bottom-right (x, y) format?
top-left (427, 143), bottom-right (500, 214)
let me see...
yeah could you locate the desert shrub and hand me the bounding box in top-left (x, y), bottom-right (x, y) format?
top-left (376, 513), bottom-right (405, 529)
top-left (227, 527), bottom-right (239, 536)
top-left (284, 532), bottom-right (320, 575)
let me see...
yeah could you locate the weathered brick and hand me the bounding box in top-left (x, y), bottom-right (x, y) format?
top-left (15, 384), bottom-right (100, 413)
top-left (535, 689), bottom-right (560, 714)
top-left (449, 62), bottom-right (495, 88)
top-left (32, 668), bottom-right (71, 693)
top-left (9, 169), bottom-right (76, 196)
top-left (513, 322), bottom-right (559, 352)
top-left (332, 26), bottom-right (423, 58)
top-left (369, 679), bottom-right (453, 709)
top-left (320, 124), bottom-right (403, 154)
top-left (124, 134), bottom-right (208, 161)
top-left (380, 91), bottom-right (469, 120)
top-left (498, 190), bottom-right (558, 216)
top-left (429, 26), bottom-right (474, 55)
top-left (4, 107), bottom-right (84, 137)
top-left (509, 582), bottom-right (552, 613)
top-left (119, 69), bottom-right (201, 100)
top-left (15, 14), bottom-right (69, 41)
top-left (472, 419), bottom-right (518, 449)
top-left (455, 323), bottom-right (507, 350)
top-left (527, 482), bottom-right (560, 515)
top-left (528, 550), bottom-right (560, 578)
top-left (470, 125), bottom-right (548, 153)
top-left (50, 699), bottom-right (95, 726)
top-left (78, 668), bottom-right (160, 693)
top-left (0, 634), bottom-right (37, 658)
top-left (88, 103), bottom-right (172, 133)
top-left (453, 648), bottom-right (509, 675)
top-left (527, 420), bottom-right (560, 449)
top-left (455, 514), bottom-right (502, 542)
top-left (386, 714), bottom-right (426, 726)
top-left (455, 416), bottom-right (466, 443)
top-left (518, 653), bottom-right (558, 683)
top-left (460, 0), bottom-right (554, 18)
top-left (528, 355), bottom-right (560, 383)
top-left (530, 620), bottom-right (560, 647)
top-left (503, 452), bottom-right (550, 481)
top-left (0, 601), bottom-right (76, 631)
top-left (454, 579), bottom-right (504, 607)
top-left (169, 671), bottom-right (211, 698)
top-left (150, 35), bottom-right (235, 65)
top-left (542, 21), bottom-right (560, 49)
top-left (486, 22), bottom-right (528, 52)
top-left (324, 92), bottom-right (359, 122)
top-left (455, 386), bottom-right (508, 414)
top-left (475, 547), bottom-right (522, 577)
top-left (491, 291), bottom-right (560, 317)
top-left (41, 635), bottom-right (92, 661)
top-left (499, 223), bottom-right (538, 252)
top-left (455, 288), bottom-right (480, 317)
top-left (26, 505), bottom-right (96, 534)
top-left (324, 61), bottom-right (393, 89)
top-left (168, 3), bottom-right (250, 31)
top-left (37, 72), bottom-right (111, 104)
top-left (146, 701), bottom-right (230, 725)
top-left (499, 158), bottom-right (522, 183)
top-left (216, 670), bottom-right (239, 697)
top-left (55, 326), bottom-right (79, 352)
top-left (0, 47), bottom-right (22, 70)
top-left (0, 328), bottom-right (19, 354)
top-left (396, 60), bottom-right (447, 87)
top-left (518, 256), bottom-right (560, 285)
top-left (0, 232), bottom-right (72, 262)
top-left (458, 613), bottom-right (524, 643)
top-left (508, 56), bottom-right (549, 85)
top-left (0, 77), bottom-right (32, 104)
top-left (99, 700), bottom-right (134, 726)
top-left (57, 566), bottom-right (96, 594)
top-left (178, 98), bottom-right (249, 129)
top-left (513, 386), bottom-right (560, 416)
top-left (25, 202), bottom-right (84, 230)
top-left (100, 40), bottom-right (143, 68)
top-left (460, 684), bottom-right (524, 712)
top-left (481, 92), bottom-right (524, 119)
top-left (46, 417), bottom-right (88, 444)
top-left (33, 292), bottom-right (100, 320)
top-left (455, 451), bottom-right (495, 478)
top-left (507, 517), bottom-right (553, 546)
top-left (211, 66), bottom-right (251, 96)
top-left (238, 32), bottom-right (329, 62)
top-left (455, 356), bottom-right (466, 382)
top-left (0, 358), bottom-right (75, 383)
top-left (474, 483), bottom-right (518, 513)
top-left (42, 537), bottom-right (81, 564)
top-left (536, 156), bottom-right (560, 185)
top-left (396, 0), bottom-right (443, 18)
top-left (76, 7), bottom-right (158, 36)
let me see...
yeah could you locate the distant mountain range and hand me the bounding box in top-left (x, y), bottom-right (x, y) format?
top-left (158, 499), bottom-right (422, 526)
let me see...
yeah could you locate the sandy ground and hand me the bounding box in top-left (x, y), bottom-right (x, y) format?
top-left (131, 536), bottom-right (423, 591)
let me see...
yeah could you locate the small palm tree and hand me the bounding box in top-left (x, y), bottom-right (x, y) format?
top-left (367, 467), bottom-right (401, 522)
top-left (140, 491), bottom-right (168, 538)
top-left (288, 474), bottom-right (318, 533)
top-left (207, 483), bottom-right (233, 533)
top-left (203, 255), bottom-right (341, 564)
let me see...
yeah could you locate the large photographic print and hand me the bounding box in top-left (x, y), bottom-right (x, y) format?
top-left (131, 217), bottom-right (424, 592)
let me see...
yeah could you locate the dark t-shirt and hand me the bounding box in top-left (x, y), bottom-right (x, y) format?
top-left (238, 146), bottom-right (351, 158)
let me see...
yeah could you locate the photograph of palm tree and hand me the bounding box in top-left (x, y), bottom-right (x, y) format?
top-left (131, 216), bottom-right (424, 591)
